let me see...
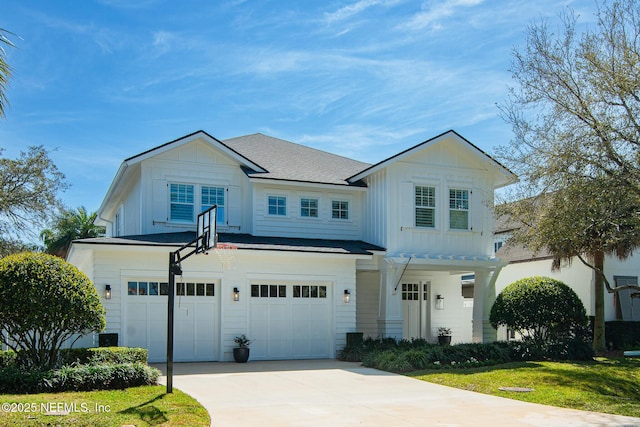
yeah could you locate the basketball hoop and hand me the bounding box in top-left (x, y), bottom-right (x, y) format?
top-left (215, 243), bottom-right (238, 269)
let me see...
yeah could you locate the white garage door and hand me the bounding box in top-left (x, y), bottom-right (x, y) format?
top-left (125, 280), bottom-right (218, 363)
top-left (249, 282), bottom-right (332, 360)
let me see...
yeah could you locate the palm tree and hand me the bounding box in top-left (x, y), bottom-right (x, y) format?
top-left (0, 28), bottom-right (16, 117)
top-left (41, 206), bottom-right (105, 258)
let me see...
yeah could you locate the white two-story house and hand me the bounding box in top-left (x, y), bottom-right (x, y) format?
top-left (67, 130), bottom-right (516, 362)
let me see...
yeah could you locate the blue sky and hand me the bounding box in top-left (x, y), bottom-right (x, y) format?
top-left (2, 0), bottom-right (597, 213)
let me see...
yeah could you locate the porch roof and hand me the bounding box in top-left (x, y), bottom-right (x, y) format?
top-left (386, 253), bottom-right (508, 272)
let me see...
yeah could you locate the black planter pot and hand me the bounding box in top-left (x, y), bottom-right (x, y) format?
top-left (438, 335), bottom-right (452, 346)
top-left (233, 347), bottom-right (250, 363)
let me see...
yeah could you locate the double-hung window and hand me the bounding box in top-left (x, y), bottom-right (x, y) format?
top-left (202, 186), bottom-right (225, 224)
top-left (415, 186), bottom-right (436, 228)
top-left (449, 189), bottom-right (469, 230)
top-left (331, 200), bottom-right (349, 220)
top-left (170, 183), bottom-right (194, 222)
top-left (268, 196), bottom-right (287, 216)
top-left (300, 198), bottom-right (318, 218)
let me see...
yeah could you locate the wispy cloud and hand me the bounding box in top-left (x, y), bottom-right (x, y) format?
top-left (400, 0), bottom-right (484, 31)
top-left (324, 0), bottom-right (403, 23)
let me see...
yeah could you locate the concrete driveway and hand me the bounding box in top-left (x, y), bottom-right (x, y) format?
top-left (155, 360), bottom-right (640, 427)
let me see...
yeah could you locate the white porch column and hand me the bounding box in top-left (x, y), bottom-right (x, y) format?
top-left (472, 269), bottom-right (498, 343)
top-left (377, 261), bottom-right (403, 339)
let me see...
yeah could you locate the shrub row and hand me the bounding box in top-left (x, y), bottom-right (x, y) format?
top-left (0, 347), bottom-right (149, 369)
top-left (360, 343), bottom-right (512, 373)
top-left (58, 346), bottom-right (149, 367)
top-left (0, 363), bottom-right (160, 394)
top-left (340, 336), bottom-right (594, 373)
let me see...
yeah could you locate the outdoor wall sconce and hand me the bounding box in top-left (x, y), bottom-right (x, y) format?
top-left (435, 294), bottom-right (444, 310)
top-left (105, 284), bottom-right (112, 300)
top-left (343, 289), bottom-right (351, 303)
top-left (233, 287), bottom-right (240, 302)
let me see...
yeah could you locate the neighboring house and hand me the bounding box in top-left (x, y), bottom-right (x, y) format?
top-left (493, 217), bottom-right (640, 341)
top-left (67, 130), bottom-right (515, 362)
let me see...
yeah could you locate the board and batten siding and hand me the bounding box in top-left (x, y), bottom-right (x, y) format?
top-left (379, 144), bottom-right (495, 258)
top-left (361, 169), bottom-right (387, 248)
top-left (115, 139), bottom-right (249, 236)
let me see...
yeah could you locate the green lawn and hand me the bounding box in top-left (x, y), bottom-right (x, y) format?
top-left (409, 357), bottom-right (640, 418)
top-left (0, 385), bottom-right (210, 426)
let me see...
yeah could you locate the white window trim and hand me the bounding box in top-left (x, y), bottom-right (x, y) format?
top-left (330, 199), bottom-right (350, 221)
top-left (267, 194), bottom-right (288, 217)
top-left (168, 182), bottom-right (227, 225)
top-left (169, 182), bottom-right (195, 224)
top-left (448, 187), bottom-right (470, 231)
top-left (299, 196), bottom-right (320, 219)
top-left (415, 184), bottom-right (437, 229)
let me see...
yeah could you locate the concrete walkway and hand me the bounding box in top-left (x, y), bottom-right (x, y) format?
top-left (155, 360), bottom-right (640, 427)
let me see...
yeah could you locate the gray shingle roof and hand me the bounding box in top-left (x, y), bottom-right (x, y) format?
top-left (74, 232), bottom-right (385, 255)
top-left (222, 133), bottom-right (370, 186)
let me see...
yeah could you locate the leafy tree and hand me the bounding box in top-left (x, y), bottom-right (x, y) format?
top-left (499, 177), bottom-right (640, 351)
top-left (0, 28), bottom-right (15, 117)
top-left (490, 277), bottom-right (590, 358)
top-left (0, 146), bottom-right (67, 246)
top-left (0, 252), bottom-right (106, 369)
top-left (41, 206), bottom-right (105, 258)
top-left (496, 0), bottom-right (640, 351)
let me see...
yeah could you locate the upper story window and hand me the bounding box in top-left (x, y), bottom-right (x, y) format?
top-left (331, 200), bottom-right (349, 220)
top-left (268, 195), bottom-right (287, 216)
top-left (449, 189), bottom-right (469, 230)
top-left (415, 186), bottom-right (436, 228)
top-left (170, 183), bottom-right (194, 222)
top-left (300, 198), bottom-right (318, 218)
top-left (202, 186), bottom-right (225, 224)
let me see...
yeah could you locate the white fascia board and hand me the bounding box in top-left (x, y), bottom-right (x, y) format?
top-left (96, 162), bottom-right (129, 226)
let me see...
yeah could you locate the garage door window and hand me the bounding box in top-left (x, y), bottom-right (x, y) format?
top-left (251, 284), bottom-right (286, 297)
top-left (177, 282), bottom-right (215, 296)
top-left (293, 285), bottom-right (327, 298)
top-left (128, 281), bottom-right (167, 296)
top-left (127, 281), bottom-right (213, 296)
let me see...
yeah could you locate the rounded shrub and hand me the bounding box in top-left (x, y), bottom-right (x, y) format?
top-left (490, 276), bottom-right (592, 360)
top-left (0, 252), bottom-right (106, 368)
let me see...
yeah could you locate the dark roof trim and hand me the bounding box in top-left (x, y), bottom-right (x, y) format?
top-left (72, 232), bottom-right (385, 256)
top-left (124, 130), bottom-right (267, 173)
top-left (347, 129), bottom-right (515, 182)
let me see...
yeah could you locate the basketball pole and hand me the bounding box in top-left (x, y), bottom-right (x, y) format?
top-left (166, 205), bottom-right (216, 394)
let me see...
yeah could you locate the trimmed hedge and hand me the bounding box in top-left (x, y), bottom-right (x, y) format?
top-left (58, 347), bottom-right (149, 366)
top-left (340, 338), bottom-right (512, 373)
top-left (0, 363), bottom-right (160, 394)
top-left (0, 347), bottom-right (158, 394)
top-left (341, 335), bottom-right (594, 373)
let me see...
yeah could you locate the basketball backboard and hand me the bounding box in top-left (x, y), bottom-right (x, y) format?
top-left (197, 205), bottom-right (217, 253)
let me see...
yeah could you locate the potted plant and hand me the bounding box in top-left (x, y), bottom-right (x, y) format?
top-left (233, 334), bottom-right (253, 363)
top-left (437, 327), bottom-right (452, 346)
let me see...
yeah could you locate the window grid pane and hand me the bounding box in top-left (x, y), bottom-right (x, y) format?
top-left (449, 189), bottom-right (469, 230)
top-left (331, 201), bottom-right (349, 219)
top-left (268, 196), bottom-right (287, 216)
top-left (415, 186), bottom-right (436, 227)
top-left (202, 186), bottom-right (225, 224)
top-left (170, 183), bottom-right (194, 222)
top-left (300, 198), bottom-right (318, 218)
